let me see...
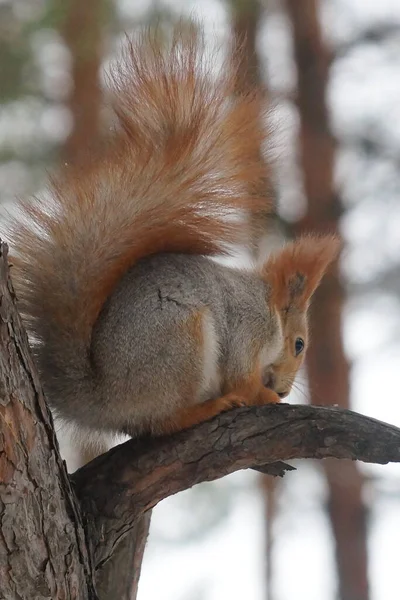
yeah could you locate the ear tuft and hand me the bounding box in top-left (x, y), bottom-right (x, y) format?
top-left (263, 234), bottom-right (341, 310)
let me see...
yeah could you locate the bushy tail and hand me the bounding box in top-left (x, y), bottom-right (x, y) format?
top-left (6, 24), bottom-right (269, 393)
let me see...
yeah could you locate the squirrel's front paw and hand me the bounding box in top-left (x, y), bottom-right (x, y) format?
top-left (216, 394), bottom-right (247, 412)
top-left (257, 387), bottom-right (281, 405)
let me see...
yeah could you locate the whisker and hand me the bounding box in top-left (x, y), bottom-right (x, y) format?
top-left (290, 382), bottom-right (310, 403)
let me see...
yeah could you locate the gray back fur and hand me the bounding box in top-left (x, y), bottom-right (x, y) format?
top-left (68, 254), bottom-right (281, 436)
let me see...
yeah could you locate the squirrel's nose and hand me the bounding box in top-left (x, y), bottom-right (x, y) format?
top-left (277, 391), bottom-right (289, 399)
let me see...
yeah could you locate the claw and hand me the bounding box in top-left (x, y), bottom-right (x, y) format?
top-left (217, 395), bottom-right (247, 412)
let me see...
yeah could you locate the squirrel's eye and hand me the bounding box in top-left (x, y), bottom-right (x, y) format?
top-left (295, 337), bottom-right (304, 356)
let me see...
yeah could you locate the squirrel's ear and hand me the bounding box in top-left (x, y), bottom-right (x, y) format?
top-left (263, 235), bottom-right (341, 311)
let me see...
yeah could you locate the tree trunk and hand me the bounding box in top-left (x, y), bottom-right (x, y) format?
top-left (95, 513), bottom-right (151, 600)
top-left (0, 243), bottom-right (96, 600)
top-left (74, 447), bottom-right (151, 600)
top-left (284, 2), bottom-right (369, 599)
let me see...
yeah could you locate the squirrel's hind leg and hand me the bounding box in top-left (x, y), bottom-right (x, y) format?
top-left (156, 393), bottom-right (247, 434)
top-left (157, 369), bottom-right (281, 435)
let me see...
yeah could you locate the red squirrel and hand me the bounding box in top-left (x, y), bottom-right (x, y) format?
top-left (5, 26), bottom-right (339, 441)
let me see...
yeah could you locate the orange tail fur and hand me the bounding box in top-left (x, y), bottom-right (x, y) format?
top-left (5, 25), bottom-right (269, 382)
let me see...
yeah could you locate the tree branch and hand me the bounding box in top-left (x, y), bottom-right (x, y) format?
top-left (72, 403), bottom-right (400, 571)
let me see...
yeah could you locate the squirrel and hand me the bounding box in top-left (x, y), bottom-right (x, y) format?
top-left (4, 26), bottom-right (339, 441)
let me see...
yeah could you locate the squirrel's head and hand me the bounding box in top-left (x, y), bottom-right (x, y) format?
top-left (262, 235), bottom-right (340, 399)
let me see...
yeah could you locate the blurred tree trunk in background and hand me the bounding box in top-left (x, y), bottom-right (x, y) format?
top-left (230, 2), bottom-right (278, 598)
top-left (260, 472), bottom-right (276, 600)
top-left (230, 0), bottom-right (278, 261)
top-left (59, 0), bottom-right (104, 162)
top-left (284, 1), bottom-right (369, 599)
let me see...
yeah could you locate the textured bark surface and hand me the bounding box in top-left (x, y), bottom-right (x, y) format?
top-left (73, 403), bottom-right (400, 570)
top-left (95, 513), bottom-right (151, 600)
top-left (285, 2), bottom-right (370, 598)
top-left (0, 242), bottom-right (96, 600)
top-left (74, 447), bottom-right (151, 600)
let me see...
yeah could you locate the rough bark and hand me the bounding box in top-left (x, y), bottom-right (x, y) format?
top-left (285, 1), bottom-right (369, 599)
top-left (77, 448), bottom-right (151, 600)
top-left (72, 403), bottom-right (400, 570)
top-left (95, 512), bottom-right (151, 600)
top-left (0, 242), bottom-right (96, 600)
